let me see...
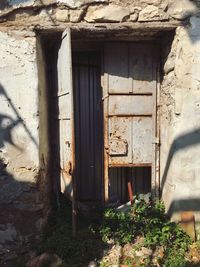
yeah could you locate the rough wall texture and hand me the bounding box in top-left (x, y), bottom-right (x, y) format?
top-left (0, 0), bottom-right (198, 26)
top-left (0, 31), bottom-right (46, 258)
top-left (161, 16), bottom-right (200, 229)
top-left (0, 0), bottom-right (200, 257)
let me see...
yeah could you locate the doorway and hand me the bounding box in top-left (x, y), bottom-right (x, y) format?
top-left (72, 41), bottom-right (158, 204)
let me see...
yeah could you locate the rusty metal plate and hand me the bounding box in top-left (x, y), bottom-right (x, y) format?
top-left (109, 117), bottom-right (132, 164)
top-left (109, 95), bottom-right (153, 116)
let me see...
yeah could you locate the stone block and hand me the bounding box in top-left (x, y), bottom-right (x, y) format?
top-left (85, 4), bottom-right (130, 23)
top-left (70, 9), bottom-right (84, 22)
top-left (138, 5), bottom-right (169, 22)
top-left (55, 9), bottom-right (69, 22)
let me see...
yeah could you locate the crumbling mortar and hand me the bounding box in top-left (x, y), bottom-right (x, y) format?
top-left (0, 2), bottom-right (194, 25)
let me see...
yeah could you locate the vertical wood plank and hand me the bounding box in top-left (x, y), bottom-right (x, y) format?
top-left (103, 71), bottom-right (109, 203)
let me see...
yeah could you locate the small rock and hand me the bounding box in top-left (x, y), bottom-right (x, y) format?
top-left (141, 247), bottom-right (153, 256)
top-left (55, 9), bottom-right (69, 22)
top-left (138, 5), bottom-right (169, 22)
top-left (85, 5), bottom-right (130, 23)
top-left (135, 247), bottom-right (152, 258)
top-left (192, 256), bottom-right (199, 263)
top-left (123, 243), bottom-right (135, 258)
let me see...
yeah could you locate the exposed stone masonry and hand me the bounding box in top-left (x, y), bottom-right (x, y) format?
top-left (0, 0), bottom-right (198, 27)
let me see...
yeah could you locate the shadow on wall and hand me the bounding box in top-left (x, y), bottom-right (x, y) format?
top-left (0, 84), bottom-right (41, 246)
top-left (161, 128), bottom-right (200, 196)
top-left (0, 84), bottom-right (43, 254)
top-left (0, 155), bottom-right (43, 262)
top-left (0, 83), bottom-right (38, 150)
top-left (168, 198), bottom-right (200, 218)
top-left (160, 128), bottom-right (200, 220)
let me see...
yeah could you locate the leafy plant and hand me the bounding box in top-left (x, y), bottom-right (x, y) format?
top-left (99, 208), bottom-right (136, 244)
top-left (99, 197), bottom-right (191, 266)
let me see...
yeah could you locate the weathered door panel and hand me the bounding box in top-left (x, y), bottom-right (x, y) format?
top-left (109, 95), bottom-right (153, 116)
top-left (132, 117), bottom-right (153, 164)
top-left (129, 44), bottom-right (156, 94)
top-left (57, 28), bottom-right (73, 197)
top-left (104, 42), bottom-right (157, 169)
top-left (105, 43), bottom-right (131, 94)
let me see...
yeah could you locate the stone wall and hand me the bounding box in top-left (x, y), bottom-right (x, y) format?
top-left (0, 0), bottom-right (198, 26)
top-left (0, 30), bottom-right (45, 258)
top-left (161, 16), bottom-right (200, 229)
top-left (0, 0), bottom-right (200, 258)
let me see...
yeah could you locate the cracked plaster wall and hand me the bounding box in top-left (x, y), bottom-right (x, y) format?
top-left (0, 0), bottom-right (200, 253)
top-left (0, 30), bottom-right (44, 252)
top-left (161, 16), bottom-right (200, 227)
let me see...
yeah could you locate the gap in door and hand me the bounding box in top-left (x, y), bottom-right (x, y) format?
top-left (109, 167), bottom-right (151, 204)
top-left (73, 50), bottom-right (104, 203)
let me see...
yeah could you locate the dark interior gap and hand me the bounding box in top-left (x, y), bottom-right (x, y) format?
top-left (109, 167), bottom-right (151, 204)
top-left (73, 50), bottom-right (104, 202)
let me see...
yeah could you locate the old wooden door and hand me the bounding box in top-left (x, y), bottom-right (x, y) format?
top-left (104, 43), bottom-right (158, 201)
top-left (57, 28), bottom-right (74, 198)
